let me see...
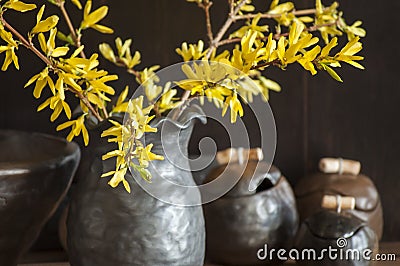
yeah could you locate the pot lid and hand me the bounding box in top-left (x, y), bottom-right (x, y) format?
top-left (304, 211), bottom-right (366, 239)
top-left (295, 173), bottom-right (379, 211)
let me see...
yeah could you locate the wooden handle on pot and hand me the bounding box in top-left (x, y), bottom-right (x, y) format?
top-left (321, 195), bottom-right (356, 213)
top-left (319, 158), bottom-right (361, 175)
top-left (216, 148), bottom-right (263, 165)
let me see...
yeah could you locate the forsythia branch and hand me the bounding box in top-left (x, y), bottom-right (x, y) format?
top-left (57, 0), bottom-right (109, 118)
top-left (217, 21), bottom-right (339, 47)
top-left (199, 0), bottom-right (213, 44)
top-left (0, 16), bottom-right (53, 69)
top-left (56, 1), bottom-right (87, 61)
top-left (0, 15), bottom-right (104, 122)
top-left (76, 92), bottom-right (104, 121)
top-left (172, 0), bottom-right (249, 120)
top-left (232, 7), bottom-right (321, 21)
top-left (205, 0), bottom-right (247, 59)
top-left (251, 59), bottom-right (281, 70)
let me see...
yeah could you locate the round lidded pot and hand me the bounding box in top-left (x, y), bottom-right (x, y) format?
top-left (203, 148), bottom-right (298, 265)
top-left (294, 195), bottom-right (378, 266)
top-left (295, 158), bottom-right (383, 240)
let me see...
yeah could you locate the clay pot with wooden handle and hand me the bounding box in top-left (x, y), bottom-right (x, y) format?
top-left (203, 148), bottom-right (298, 265)
top-left (294, 158), bottom-right (383, 240)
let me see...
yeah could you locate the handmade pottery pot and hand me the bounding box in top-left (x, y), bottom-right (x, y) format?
top-left (67, 105), bottom-right (206, 266)
top-left (203, 156), bottom-right (298, 265)
top-left (295, 172), bottom-right (383, 240)
top-left (0, 130), bottom-right (80, 266)
top-left (294, 210), bottom-right (378, 266)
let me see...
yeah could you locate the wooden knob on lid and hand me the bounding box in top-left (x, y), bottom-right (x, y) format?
top-left (321, 195), bottom-right (356, 213)
top-left (216, 147), bottom-right (263, 165)
top-left (319, 158), bottom-right (361, 175)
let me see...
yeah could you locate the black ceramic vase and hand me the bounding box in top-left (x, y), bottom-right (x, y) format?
top-left (0, 130), bottom-right (80, 266)
top-left (67, 105), bottom-right (206, 266)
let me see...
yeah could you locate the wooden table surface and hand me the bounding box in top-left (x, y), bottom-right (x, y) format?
top-left (18, 242), bottom-right (400, 266)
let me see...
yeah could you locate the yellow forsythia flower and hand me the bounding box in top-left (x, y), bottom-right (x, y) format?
top-left (71, 0), bottom-right (82, 10)
top-left (230, 14), bottom-right (269, 39)
top-left (134, 144), bottom-right (164, 168)
top-left (298, 46), bottom-right (321, 75)
top-left (38, 28), bottom-right (69, 57)
top-left (81, 0), bottom-right (113, 34)
top-left (4, 0), bottom-right (36, 12)
top-left (176, 40), bottom-right (206, 61)
top-left (222, 92), bottom-right (244, 123)
top-left (32, 15), bottom-right (59, 34)
top-left (56, 114), bottom-right (89, 145)
top-left (0, 45), bottom-right (19, 71)
top-left (25, 67), bottom-right (55, 98)
top-left (103, 167), bottom-right (130, 193)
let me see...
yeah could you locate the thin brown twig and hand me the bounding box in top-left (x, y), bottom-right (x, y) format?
top-left (58, 1), bottom-right (77, 40)
top-left (77, 93), bottom-right (104, 121)
top-left (228, 0), bottom-right (234, 16)
top-left (57, 0), bottom-right (86, 59)
top-left (307, 21), bottom-right (338, 32)
top-left (199, 1), bottom-right (214, 44)
top-left (114, 58), bottom-right (143, 83)
top-left (251, 59), bottom-right (280, 70)
top-left (1, 16), bottom-right (104, 122)
top-left (205, 0), bottom-right (248, 59)
top-left (127, 68), bottom-right (142, 83)
top-left (176, 91), bottom-right (191, 119)
top-left (217, 37), bottom-right (241, 47)
top-left (101, 104), bottom-right (109, 119)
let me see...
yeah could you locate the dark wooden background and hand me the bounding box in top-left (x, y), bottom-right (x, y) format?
top-left (1, 0), bottom-right (399, 243)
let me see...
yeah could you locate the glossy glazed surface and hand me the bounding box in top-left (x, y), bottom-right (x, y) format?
top-left (0, 131), bottom-right (80, 266)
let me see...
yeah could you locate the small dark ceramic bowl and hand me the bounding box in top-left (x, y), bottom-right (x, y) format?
top-left (0, 130), bottom-right (80, 266)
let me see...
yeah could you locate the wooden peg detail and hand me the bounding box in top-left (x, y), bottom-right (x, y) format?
top-left (321, 195), bottom-right (356, 213)
top-left (216, 148), bottom-right (263, 165)
top-left (319, 158), bottom-right (361, 175)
